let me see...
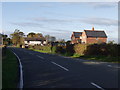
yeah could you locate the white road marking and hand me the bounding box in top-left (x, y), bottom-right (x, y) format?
top-left (91, 82), bottom-right (105, 90)
top-left (36, 55), bottom-right (45, 59)
top-left (11, 50), bottom-right (23, 89)
top-left (107, 65), bottom-right (112, 67)
top-left (51, 61), bottom-right (69, 71)
top-left (29, 53), bottom-right (34, 55)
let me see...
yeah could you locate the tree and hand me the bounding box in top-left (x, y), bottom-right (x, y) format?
top-left (58, 39), bottom-right (65, 43)
top-left (45, 35), bottom-right (56, 43)
top-left (108, 40), bottom-right (115, 44)
top-left (2, 34), bottom-right (8, 45)
top-left (10, 29), bottom-right (25, 46)
top-left (35, 33), bottom-right (43, 38)
top-left (27, 32), bottom-right (43, 38)
top-left (27, 32), bottom-right (36, 37)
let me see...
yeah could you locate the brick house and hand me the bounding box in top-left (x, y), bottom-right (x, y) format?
top-left (71, 27), bottom-right (107, 44)
top-left (81, 27), bottom-right (107, 44)
top-left (71, 32), bottom-right (82, 44)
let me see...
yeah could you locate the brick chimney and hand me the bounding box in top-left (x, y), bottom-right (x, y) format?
top-left (92, 27), bottom-right (94, 31)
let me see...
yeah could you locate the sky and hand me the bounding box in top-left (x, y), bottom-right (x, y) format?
top-left (1, 2), bottom-right (118, 43)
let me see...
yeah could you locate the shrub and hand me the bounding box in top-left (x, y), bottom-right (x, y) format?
top-left (56, 46), bottom-right (66, 54)
top-left (74, 44), bottom-right (87, 55)
top-left (51, 46), bottom-right (57, 54)
top-left (30, 45), bottom-right (52, 52)
top-left (66, 44), bottom-right (74, 56)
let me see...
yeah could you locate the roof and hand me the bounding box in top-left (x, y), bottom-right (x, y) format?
top-left (24, 37), bottom-right (45, 41)
top-left (73, 32), bottom-right (82, 38)
top-left (84, 30), bottom-right (107, 38)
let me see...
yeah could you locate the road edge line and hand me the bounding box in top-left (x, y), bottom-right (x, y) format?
top-left (11, 50), bottom-right (23, 89)
top-left (91, 82), bottom-right (104, 90)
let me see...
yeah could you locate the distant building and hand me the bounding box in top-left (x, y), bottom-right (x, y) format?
top-left (71, 27), bottom-right (107, 44)
top-left (71, 32), bottom-right (82, 44)
top-left (0, 34), bottom-right (2, 45)
top-left (24, 37), bottom-right (46, 46)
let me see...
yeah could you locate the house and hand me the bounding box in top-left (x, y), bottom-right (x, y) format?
top-left (71, 32), bottom-right (82, 44)
top-left (24, 37), bottom-right (47, 46)
top-left (81, 27), bottom-right (107, 44)
top-left (71, 27), bottom-right (107, 44)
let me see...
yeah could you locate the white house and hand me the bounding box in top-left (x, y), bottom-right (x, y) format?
top-left (24, 37), bottom-right (47, 46)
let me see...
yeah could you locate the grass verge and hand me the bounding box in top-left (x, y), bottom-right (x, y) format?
top-left (28, 48), bottom-right (51, 53)
top-left (28, 48), bottom-right (120, 63)
top-left (2, 48), bottom-right (19, 88)
top-left (79, 55), bottom-right (120, 63)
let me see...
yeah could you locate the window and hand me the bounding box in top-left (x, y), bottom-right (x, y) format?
top-left (96, 37), bottom-right (98, 40)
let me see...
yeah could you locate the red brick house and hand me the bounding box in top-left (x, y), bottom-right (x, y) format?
top-left (71, 27), bottom-right (107, 44)
top-left (81, 27), bottom-right (107, 44)
top-left (71, 32), bottom-right (82, 44)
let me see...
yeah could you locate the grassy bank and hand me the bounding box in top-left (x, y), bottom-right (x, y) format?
top-left (29, 48), bottom-right (51, 53)
top-left (71, 54), bottom-right (120, 63)
top-left (29, 48), bottom-right (120, 63)
top-left (2, 48), bottom-right (19, 88)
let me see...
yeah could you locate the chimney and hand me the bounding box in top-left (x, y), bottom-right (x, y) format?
top-left (92, 27), bottom-right (94, 31)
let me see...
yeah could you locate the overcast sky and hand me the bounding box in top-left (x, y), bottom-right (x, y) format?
top-left (1, 2), bottom-right (118, 43)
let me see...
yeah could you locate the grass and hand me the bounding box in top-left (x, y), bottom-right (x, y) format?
top-left (28, 48), bottom-right (51, 54)
top-left (2, 48), bottom-right (19, 88)
top-left (78, 55), bottom-right (120, 63)
top-left (28, 48), bottom-right (120, 63)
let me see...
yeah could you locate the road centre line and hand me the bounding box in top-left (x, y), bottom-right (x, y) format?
top-left (91, 82), bottom-right (105, 90)
top-left (29, 53), bottom-right (34, 55)
top-left (51, 61), bottom-right (69, 71)
top-left (36, 55), bottom-right (45, 59)
top-left (107, 65), bottom-right (112, 67)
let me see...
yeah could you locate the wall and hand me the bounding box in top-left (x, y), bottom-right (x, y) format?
top-left (86, 37), bottom-right (107, 44)
top-left (81, 31), bottom-right (87, 43)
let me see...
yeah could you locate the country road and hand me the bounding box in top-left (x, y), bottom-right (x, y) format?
top-left (9, 47), bottom-right (119, 89)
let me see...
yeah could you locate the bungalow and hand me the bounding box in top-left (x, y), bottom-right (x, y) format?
top-left (81, 27), bottom-right (107, 44)
top-left (71, 32), bottom-right (82, 44)
top-left (24, 37), bottom-right (47, 46)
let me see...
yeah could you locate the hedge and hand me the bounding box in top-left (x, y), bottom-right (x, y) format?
top-left (29, 43), bottom-right (119, 57)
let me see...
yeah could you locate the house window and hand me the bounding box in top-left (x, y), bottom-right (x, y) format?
top-left (96, 37), bottom-right (98, 40)
top-left (78, 39), bottom-right (81, 43)
top-left (80, 36), bottom-right (82, 39)
top-left (72, 37), bottom-right (75, 40)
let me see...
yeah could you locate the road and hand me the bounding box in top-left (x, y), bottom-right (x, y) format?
top-left (10, 47), bottom-right (119, 89)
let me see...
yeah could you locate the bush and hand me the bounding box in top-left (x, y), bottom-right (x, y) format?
top-left (74, 44), bottom-right (87, 55)
top-left (66, 44), bottom-right (74, 56)
top-left (55, 46), bottom-right (66, 54)
top-left (73, 43), bottom-right (119, 57)
top-left (83, 43), bottom-right (118, 57)
top-left (51, 46), bottom-right (57, 54)
top-left (30, 45), bottom-right (52, 52)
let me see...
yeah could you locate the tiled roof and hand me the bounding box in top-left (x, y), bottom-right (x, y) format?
top-left (84, 30), bottom-right (107, 38)
top-left (24, 37), bottom-right (45, 41)
top-left (73, 32), bottom-right (82, 38)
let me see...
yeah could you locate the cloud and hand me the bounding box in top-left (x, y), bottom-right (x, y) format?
top-left (38, 3), bottom-right (53, 8)
top-left (32, 17), bottom-right (71, 23)
top-left (60, 2), bottom-right (117, 9)
top-left (81, 17), bottom-right (118, 26)
top-left (89, 2), bottom-right (117, 9)
top-left (11, 22), bottom-right (43, 27)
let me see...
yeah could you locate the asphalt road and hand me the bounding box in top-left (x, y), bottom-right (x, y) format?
top-left (10, 47), bottom-right (119, 89)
